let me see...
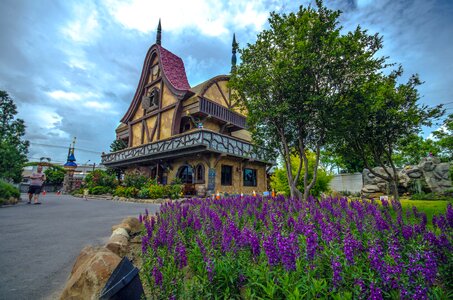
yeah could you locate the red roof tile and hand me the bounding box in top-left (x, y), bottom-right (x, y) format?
top-left (157, 45), bottom-right (190, 91)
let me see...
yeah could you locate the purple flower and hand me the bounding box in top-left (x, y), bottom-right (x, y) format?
top-left (369, 283), bottom-right (383, 300)
top-left (175, 242), bottom-right (187, 269)
top-left (141, 235), bottom-right (149, 254)
top-left (306, 228), bottom-right (319, 261)
top-left (263, 233), bottom-right (279, 266)
top-left (447, 203), bottom-right (453, 228)
top-left (276, 232), bottom-right (298, 271)
top-left (152, 266), bottom-right (163, 287)
top-left (331, 256), bottom-right (342, 287)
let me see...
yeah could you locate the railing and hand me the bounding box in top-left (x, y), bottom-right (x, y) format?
top-left (101, 129), bottom-right (269, 166)
top-left (199, 98), bottom-right (246, 128)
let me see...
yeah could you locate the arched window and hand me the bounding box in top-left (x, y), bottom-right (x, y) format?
top-left (177, 165), bottom-right (193, 184)
top-left (179, 117), bottom-right (192, 133)
top-left (194, 164), bottom-right (205, 183)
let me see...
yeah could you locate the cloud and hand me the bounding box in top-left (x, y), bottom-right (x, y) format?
top-left (101, 0), bottom-right (272, 37)
top-left (61, 3), bottom-right (101, 43)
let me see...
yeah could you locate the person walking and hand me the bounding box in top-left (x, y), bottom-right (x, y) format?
top-left (27, 165), bottom-right (46, 205)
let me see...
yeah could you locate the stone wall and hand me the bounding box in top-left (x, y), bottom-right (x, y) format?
top-left (361, 157), bottom-right (452, 197)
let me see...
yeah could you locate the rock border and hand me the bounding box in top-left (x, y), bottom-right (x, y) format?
top-left (60, 216), bottom-right (143, 300)
top-left (72, 193), bottom-right (188, 204)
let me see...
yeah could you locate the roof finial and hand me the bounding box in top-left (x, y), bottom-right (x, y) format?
top-left (156, 19), bottom-right (162, 45)
top-left (231, 33), bottom-right (238, 72)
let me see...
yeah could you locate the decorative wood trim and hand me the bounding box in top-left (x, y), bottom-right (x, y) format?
top-left (149, 118), bottom-right (158, 142)
top-left (157, 113), bottom-right (161, 140)
top-left (171, 99), bottom-right (183, 135)
top-left (200, 75), bottom-right (230, 97)
top-left (141, 119), bottom-right (145, 144)
top-left (128, 123), bottom-right (132, 147)
top-left (143, 119), bottom-right (151, 142)
top-left (213, 153), bottom-right (226, 168)
top-left (215, 81), bottom-right (229, 108)
top-left (129, 102), bottom-right (177, 125)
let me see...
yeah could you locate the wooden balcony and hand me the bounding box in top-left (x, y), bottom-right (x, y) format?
top-left (102, 129), bottom-right (270, 168)
top-left (184, 97), bottom-right (246, 130)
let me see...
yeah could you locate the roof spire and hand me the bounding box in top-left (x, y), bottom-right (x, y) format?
top-left (156, 18), bottom-right (162, 45)
top-left (231, 33), bottom-right (238, 73)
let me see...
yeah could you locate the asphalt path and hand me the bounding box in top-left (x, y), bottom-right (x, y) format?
top-left (0, 193), bottom-right (160, 300)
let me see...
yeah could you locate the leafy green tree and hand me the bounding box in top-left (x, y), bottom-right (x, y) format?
top-left (110, 139), bottom-right (127, 152)
top-left (44, 166), bottom-right (66, 185)
top-left (335, 69), bottom-right (443, 200)
top-left (230, 1), bottom-right (384, 199)
top-left (0, 91), bottom-right (29, 183)
top-left (393, 134), bottom-right (441, 166)
top-left (432, 113), bottom-right (453, 161)
top-left (270, 153), bottom-right (333, 197)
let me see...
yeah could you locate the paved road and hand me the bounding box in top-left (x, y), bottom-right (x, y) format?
top-left (0, 193), bottom-right (160, 300)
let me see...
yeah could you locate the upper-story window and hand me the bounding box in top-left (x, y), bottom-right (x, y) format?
top-left (179, 116), bottom-right (192, 133)
top-left (148, 64), bottom-right (160, 83)
top-left (142, 88), bottom-right (159, 111)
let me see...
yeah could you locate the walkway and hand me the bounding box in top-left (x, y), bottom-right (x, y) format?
top-left (0, 193), bottom-right (160, 300)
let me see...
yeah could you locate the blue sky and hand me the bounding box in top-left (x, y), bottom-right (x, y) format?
top-left (1, 0), bottom-right (452, 165)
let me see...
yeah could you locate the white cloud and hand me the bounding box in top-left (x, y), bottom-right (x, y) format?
top-left (84, 101), bottom-right (112, 110)
top-left (61, 7), bottom-right (100, 43)
top-left (101, 0), bottom-right (271, 37)
top-left (47, 90), bottom-right (100, 102)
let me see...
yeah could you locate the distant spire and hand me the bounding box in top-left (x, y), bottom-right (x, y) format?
top-left (231, 33), bottom-right (238, 72)
top-left (156, 19), bottom-right (162, 45)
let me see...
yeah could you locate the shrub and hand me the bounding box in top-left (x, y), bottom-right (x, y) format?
top-left (85, 170), bottom-right (117, 188)
top-left (124, 173), bottom-right (148, 189)
top-left (140, 196), bottom-right (452, 299)
top-left (114, 186), bottom-right (127, 197)
top-left (0, 180), bottom-right (20, 202)
top-left (148, 184), bottom-right (165, 199)
top-left (124, 187), bottom-right (139, 198)
top-left (165, 184), bottom-right (183, 199)
top-left (137, 188), bottom-right (150, 199)
top-left (71, 188), bottom-right (84, 195)
top-left (89, 186), bottom-right (112, 195)
top-left (410, 192), bottom-right (453, 201)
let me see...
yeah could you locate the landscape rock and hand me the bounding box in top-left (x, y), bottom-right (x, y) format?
top-left (105, 234), bottom-right (129, 257)
top-left (60, 246), bottom-right (121, 300)
top-left (111, 227), bottom-right (129, 239)
top-left (121, 217), bottom-right (141, 235)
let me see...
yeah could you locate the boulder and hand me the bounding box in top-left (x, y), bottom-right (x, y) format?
top-left (111, 227), bottom-right (129, 239)
top-left (60, 246), bottom-right (121, 300)
top-left (111, 217), bottom-right (141, 235)
top-left (105, 234), bottom-right (129, 257)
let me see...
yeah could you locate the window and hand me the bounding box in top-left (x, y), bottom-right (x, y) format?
top-left (179, 117), bottom-right (192, 133)
top-left (177, 165), bottom-right (193, 184)
top-left (243, 168), bottom-right (257, 186)
top-left (221, 165), bottom-right (233, 186)
top-left (194, 164), bottom-right (205, 183)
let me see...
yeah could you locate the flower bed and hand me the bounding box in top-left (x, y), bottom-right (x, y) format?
top-left (140, 196), bottom-right (452, 299)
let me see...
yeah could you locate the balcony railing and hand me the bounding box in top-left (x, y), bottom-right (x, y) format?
top-left (199, 98), bottom-right (246, 128)
top-left (102, 129), bottom-right (269, 167)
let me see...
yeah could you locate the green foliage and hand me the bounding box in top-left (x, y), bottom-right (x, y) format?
top-left (271, 153), bottom-right (332, 197)
top-left (113, 186), bottom-right (127, 197)
top-left (84, 169), bottom-right (117, 188)
top-left (165, 184), bottom-right (183, 199)
top-left (432, 113), bottom-right (453, 161)
top-left (393, 134), bottom-right (442, 167)
top-left (89, 186), bottom-right (112, 195)
top-left (110, 139), bottom-right (127, 152)
top-left (44, 166), bottom-right (65, 185)
top-left (124, 173), bottom-right (148, 189)
top-left (71, 188), bottom-right (84, 195)
top-left (0, 91), bottom-right (29, 183)
top-left (0, 179), bottom-right (20, 201)
top-left (410, 192), bottom-right (453, 201)
top-left (124, 187), bottom-right (139, 198)
top-left (229, 2), bottom-right (386, 198)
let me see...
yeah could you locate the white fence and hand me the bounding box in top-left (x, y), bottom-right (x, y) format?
top-left (329, 172), bottom-right (363, 194)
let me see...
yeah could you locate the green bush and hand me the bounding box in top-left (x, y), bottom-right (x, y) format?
top-left (0, 180), bottom-right (20, 201)
top-left (410, 192), bottom-right (453, 201)
top-left (89, 186), bottom-right (112, 195)
top-left (124, 187), bottom-right (139, 198)
top-left (148, 184), bottom-right (165, 199)
top-left (165, 184), bottom-right (183, 199)
top-left (85, 169), bottom-right (117, 188)
top-left (113, 186), bottom-right (126, 197)
top-left (137, 188), bottom-right (150, 199)
top-left (124, 173), bottom-right (148, 189)
top-left (71, 188), bottom-right (84, 195)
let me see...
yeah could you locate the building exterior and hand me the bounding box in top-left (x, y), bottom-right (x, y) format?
top-left (101, 23), bottom-right (272, 196)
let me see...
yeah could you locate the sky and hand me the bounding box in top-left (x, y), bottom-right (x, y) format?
top-left (1, 0), bottom-right (452, 166)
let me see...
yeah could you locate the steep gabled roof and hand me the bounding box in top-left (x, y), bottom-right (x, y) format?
top-left (120, 44), bottom-right (191, 123)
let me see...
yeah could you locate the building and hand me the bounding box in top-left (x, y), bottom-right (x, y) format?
top-left (101, 22), bottom-right (272, 196)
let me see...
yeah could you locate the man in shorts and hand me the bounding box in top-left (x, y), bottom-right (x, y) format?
top-left (28, 165), bottom-right (46, 205)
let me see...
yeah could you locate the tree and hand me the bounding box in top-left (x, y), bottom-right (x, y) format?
top-left (432, 113), bottom-right (453, 161)
top-left (335, 69), bottom-right (443, 200)
top-left (110, 139), bottom-right (127, 152)
top-left (44, 166), bottom-right (66, 185)
top-left (393, 134), bottom-right (441, 166)
top-left (0, 91), bottom-right (29, 183)
top-left (230, 1), bottom-right (385, 199)
top-left (271, 152), bottom-right (333, 197)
